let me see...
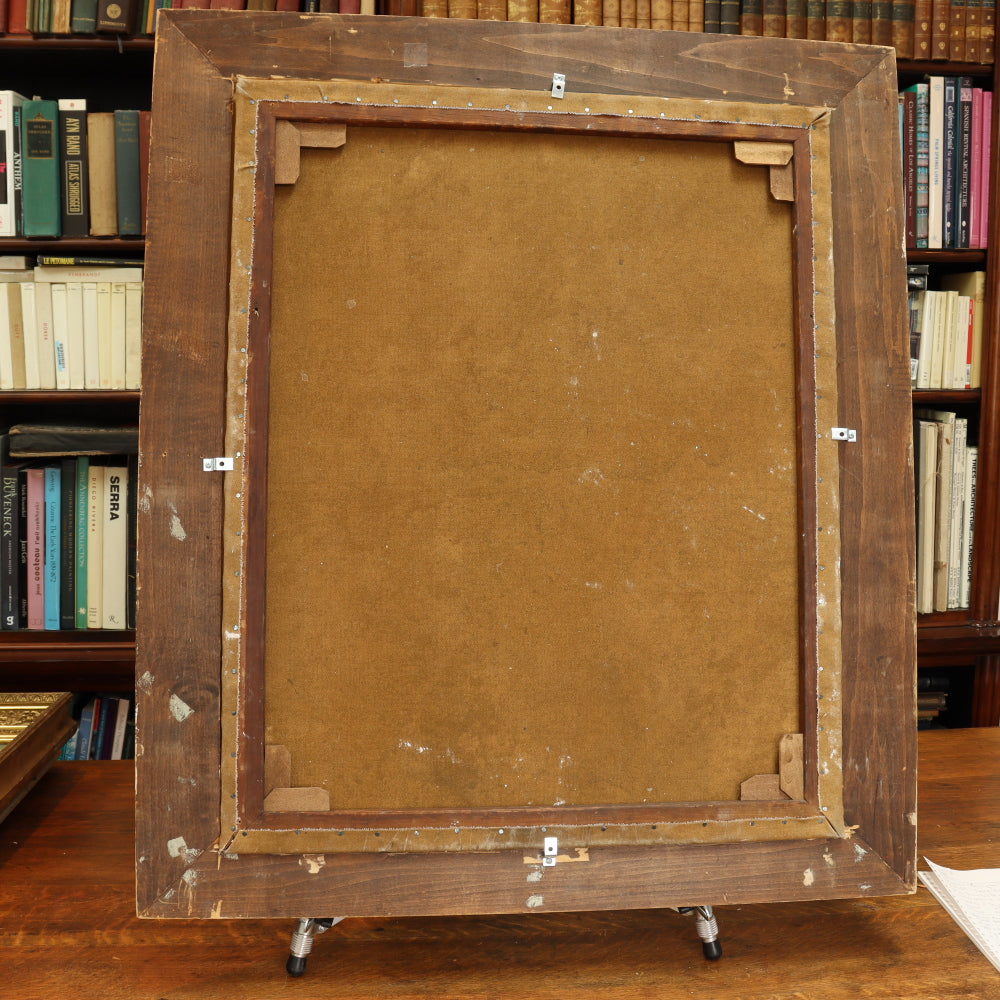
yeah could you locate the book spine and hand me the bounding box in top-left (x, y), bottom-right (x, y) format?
top-left (75, 456), bottom-right (88, 629)
top-left (43, 465), bottom-right (60, 630)
top-left (903, 90), bottom-right (917, 251)
top-left (102, 464), bottom-right (127, 629)
top-left (20, 100), bottom-right (60, 239)
top-left (58, 100), bottom-right (89, 240)
top-left (96, 0), bottom-right (136, 29)
top-left (0, 93), bottom-right (26, 238)
top-left (969, 88), bottom-right (983, 250)
top-left (981, 0), bottom-right (995, 60)
top-left (740, 0), bottom-right (764, 33)
top-left (965, 0), bottom-right (982, 59)
top-left (911, 0), bottom-right (932, 56)
top-left (826, 0), bottom-right (852, 39)
top-left (0, 450), bottom-right (19, 631)
top-left (943, 77), bottom-right (958, 250)
top-left (26, 468), bottom-right (44, 630)
top-left (872, 0), bottom-right (893, 40)
top-left (70, 0), bottom-right (99, 30)
top-left (719, 0), bottom-right (741, 29)
top-left (50, 281), bottom-right (70, 391)
top-left (113, 110), bottom-right (142, 237)
top-left (762, 0), bottom-right (786, 34)
top-left (930, 0), bottom-right (950, 54)
top-left (59, 457), bottom-right (76, 629)
top-left (86, 113), bottom-right (117, 238)
top-left (852, 0), bottom-right (872, 39)
top-left (980, 92), bottom-right (991, 246)
top-left (928, 76), bottom-right (944, 250)
top-left (956, 79), bottom-right (973, 252)
top-left (914, 84), bottom-right (930, 250)
top-left (950, 0), bottom-right (968, 57)
top-left (785, 0), bottom-right (806, 33)
top-left (86, 464), bottom-right (103, 629)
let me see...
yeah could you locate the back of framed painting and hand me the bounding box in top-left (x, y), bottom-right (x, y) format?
top-left (137, 12), bottom-right (915, 920)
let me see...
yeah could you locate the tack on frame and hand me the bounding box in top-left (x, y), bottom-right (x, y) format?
top-left (137, 12), bottom-right (915, 921)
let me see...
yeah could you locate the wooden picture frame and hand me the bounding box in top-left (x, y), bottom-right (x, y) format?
top-left (137, 11), bottom-right (915, 919)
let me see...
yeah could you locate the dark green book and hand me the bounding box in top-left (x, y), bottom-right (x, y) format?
top-left (113, 110), bottom-right (142, 238)
top-left (70, 0), bottom-right (99, 31)
top-left (19, 100), bottom-right (60, 239)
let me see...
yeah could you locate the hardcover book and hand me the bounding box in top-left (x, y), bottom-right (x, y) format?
top-left (57, 100), bottom-right (89, 240)
top-left (19, 100), bottom-right (60, 239)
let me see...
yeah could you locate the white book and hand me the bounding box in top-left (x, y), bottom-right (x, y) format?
top-left (934, 290), bottom-right (957, 390)
top-left (110, 697), bottom-right (130, 759)
top-left (102, 464), bottom-right (128, 630)
top-left (33, 280), bottom-right (56, 390)
top-left (65, 281), bottom-right (85, 390)
top-left (110, 282), bottom-right (127, 390)
top-left (33, 265), bottom-right (143, 283)
top-left (917, 420), bottom-right (939, 615)
top-left (19, 281), bottom-right (40, 390)
top-left (915, 290), bottom-right (936, 390)
top-left (86, 464), bottom-right (104, 630)
top-left (50, 282), bottom-right (70, 391)
top-left (952, 294), bottom-right (972, 390)
top-left (81, 282), bottom-right (100, 390)
top-left (928, 75), bottom-right (945, 249)
top-left (947, 418), bottom-right (968, 609)
top-left (963, 446), bottom-right (977, 611)
top-left (931, 412), bottom-right (955, 613)
top-left (124, 281), bottom-right (142, 390)
top-left (96, 282), bottom-right (112, 390)
top-left (0, 92), bottom-right (26, 238)
top-left (0, 283), bottom-right (14, 390)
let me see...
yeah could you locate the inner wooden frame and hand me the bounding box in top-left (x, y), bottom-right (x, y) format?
top-left (219, 78), bottom-right (846, 855)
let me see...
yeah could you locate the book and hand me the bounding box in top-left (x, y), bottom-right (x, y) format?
top-left (8, 424), bottom-right (138, 457)
top-left (65, 281), bottom-right (85, 390)
top-left (110, 695), bottom-right (131, 759)
top-left (59, 457), bottom-right (76, 630)
top-left (73, 695), bottom-right (98, 759)
top-left (86, 464), bottom-right (103, 629)
top-left (916, 419), bottom-right (938, 615)
top-left (124, 280), bottom-right (142, 389)
top-left (0, 281), bottom-right (27, 391)
top-left (86, 113), bottom-right (117, 237)
top-left (33, 280), bottom-right (57, 391)
top-left (962, 446), bottom-right (977, 609)
top-left (942, 77), bottom-right (958, 249)
top-left (101, 463), bottom-right (127, 630)
top-left (927, 76), bottom-right (944, 249)
top-left (950, 0), bottom-right (968, 57)
top-left (0, 92), bottom-right (26, 238)
top-left (96, 0), bottom-right (137, 29)
top-left (940, 271), bottom-right (985, 388)
top-left (19, 99), bottom-right (60, 239)
top-left (50, 282), bottom-right (70, 391)
top-left (70, 0), bottom-right (99, 30)
top-left (956, 77), bottom-right (973, 250)
top-left (57, 100), bottom-right (89, 240)
top-left (930, 0), bottom-right (950, 54)
top-left (43, 465), bottom-right (60, 630)
top-left (19, 282), bottom-right (40, 391)
top-left (25, 467), bottom-right (45, 631)
top-left (113, 110), bottom-right (142, 237)
top-left (75, 456), bottom-right (88, 629)
top-left (82, 282), bottom-right (99, 390)
top-left (0, 437), bottom-right (21, 631)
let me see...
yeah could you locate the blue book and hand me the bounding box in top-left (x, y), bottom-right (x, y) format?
top-left (43, 465), bottom-right (60, 630)
top-left (73, 696), bottom-right (97, 760)
top-left (75, 457), bottom-right (88, 629)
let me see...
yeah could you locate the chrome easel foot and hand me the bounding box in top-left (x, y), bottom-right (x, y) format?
top-left (678, 905), bottom-right (722, 960)
top-left (286, 916), bottom-right (345, 976)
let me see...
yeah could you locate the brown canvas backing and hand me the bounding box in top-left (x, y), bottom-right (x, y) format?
top-left (262, 126), bottom-right (802, 812)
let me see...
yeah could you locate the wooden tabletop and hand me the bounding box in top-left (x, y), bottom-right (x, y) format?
top-left (2, 728), bottom-right (998, 999)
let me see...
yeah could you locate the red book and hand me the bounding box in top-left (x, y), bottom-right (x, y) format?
top-left (6, 0), bottom-right (30, 32)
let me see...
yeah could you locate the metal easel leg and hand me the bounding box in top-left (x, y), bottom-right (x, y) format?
top-left (286, 916), bottom-right (346, 976)
top-left (678, 905), bottom-right (722, 960)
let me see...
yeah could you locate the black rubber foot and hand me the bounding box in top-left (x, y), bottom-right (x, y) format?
top-left (702, 940), bottom-right (722, 961)
top-left (286, 955), bottom-right (307, 977)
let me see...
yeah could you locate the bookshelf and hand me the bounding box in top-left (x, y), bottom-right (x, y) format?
top-left (0, 38), bottom-right (151, 695)
top-left (1, 17), bottom-right (999, 727)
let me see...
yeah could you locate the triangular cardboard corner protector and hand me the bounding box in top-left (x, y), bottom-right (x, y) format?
top-left (263, 786), bottom-right (331, 813)
top-left (733, 140), bottom-right (795, 166)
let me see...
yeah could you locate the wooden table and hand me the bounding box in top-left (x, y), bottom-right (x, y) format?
top-left (2, 729), bottom-right (998, 999)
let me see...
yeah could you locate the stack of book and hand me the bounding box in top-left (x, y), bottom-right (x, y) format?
top-left (0, 427), bottom-right (137, 632)
top-left (0, 0), bottom-right (994, 65)
top-left (0, 260), bottom-right (142, 391)
top-left (915, 409), bottom-right (977, 614)
top-left (0, 93), bottom-right (148, 241)
top-left (58, 692), bottom-right (136, 760)
top-left (908, 266), bottom-right (984, 390)
top-left (901, 77), bottom-right (993, 252)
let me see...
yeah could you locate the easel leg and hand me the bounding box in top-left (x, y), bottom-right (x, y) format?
top-left (678, 905), bottom-right (722, 960)
top-left (286, 916), bottom-right (345, 976)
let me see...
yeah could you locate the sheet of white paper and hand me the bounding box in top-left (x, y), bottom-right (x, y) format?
top-left (919, 859), bottom-right (1000, 975)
